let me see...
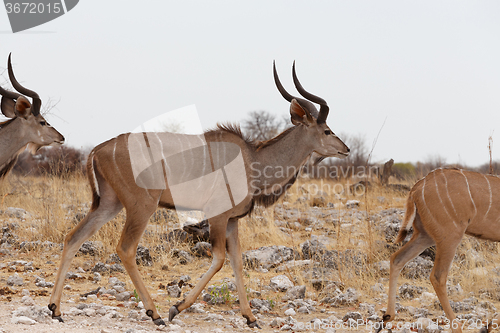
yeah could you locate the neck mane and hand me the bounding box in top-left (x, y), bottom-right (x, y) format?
top-left (0, 118), bottom-right (28, 179)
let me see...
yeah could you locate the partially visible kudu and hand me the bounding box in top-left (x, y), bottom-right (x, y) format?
top-left (0, 54), bottom-right (65, 179)
top-left (48, 62), bottom-right (349, 327)
top-left (382, 168), bottom-right (500, 333)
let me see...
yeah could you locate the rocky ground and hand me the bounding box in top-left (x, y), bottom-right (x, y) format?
top-left (1, 197), bottom-right (500, 333)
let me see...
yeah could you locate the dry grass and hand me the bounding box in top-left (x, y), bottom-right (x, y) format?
top-left (2, 172), bottom-right (500, 320)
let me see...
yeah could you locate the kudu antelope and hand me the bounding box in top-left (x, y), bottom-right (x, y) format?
top-left (48, 62), bottom-right (349, 327)
top-left (382, 168), bottom-right (500, 333)
top-left (0, 54), bottom-right (65, 179)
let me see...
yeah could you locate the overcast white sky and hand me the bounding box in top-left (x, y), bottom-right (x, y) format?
top-left (1, 1), bottom-right (499, 167)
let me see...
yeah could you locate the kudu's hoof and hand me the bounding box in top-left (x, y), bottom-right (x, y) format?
top-left (168, 305), bottom-right (179, 321)
top-left (248, 320), bottom-right (261, 329)
top-left (145, 309), bottom-right (165, 326)
top-left (479, 326), bottom-right (489, 333)
top-left (374, 315), bottom-right (392, 333)
top-left (48, 303), bottom-right (63, 322)
top-left (143, 309), bottom-right (165, 326)
top-left (374, 314), bottom-right (392, 333)
top-left (244, 315), bottom-right (261, 329)
top-left (153, 318), bottom-right (166, 326)
top-left (52, 315), bottom-right (64, 322)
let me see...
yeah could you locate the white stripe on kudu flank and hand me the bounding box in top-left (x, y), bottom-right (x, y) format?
top-left (421, 175), bottom-right (436, 222)
top-left (460, 169), bottom-right (477, 219)
top-left (153, 133), bottom-right (167, 163)
top-left (421, 175), bottom-right (426, 204)
top-left (441, 169), bottom-right (458, 217)
top-left (112, 140), bottom-right (128, 188)
top-left (434, 170), bottom-right (457, 228)
top-left (483, 174), bottom-right (493, 219)
top-left (115, 138), bottom-right (134, 193)
top-left (111, 140), bottom-right (130, 192)
top-left (112, 140), bottom-right (118, 173)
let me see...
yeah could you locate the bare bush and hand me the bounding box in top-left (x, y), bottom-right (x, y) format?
top-left (242, 110), bottom-right (288, 142)
top-left (414, 155), bottom-right (447, 178)
top-left (477, 160), bottom-right (500, 175)
top-left (13, 146), bottom-right (85, 177)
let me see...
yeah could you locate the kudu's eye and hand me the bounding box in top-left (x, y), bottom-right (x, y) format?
top-left (39, 121), bottom-right (47, 126)
top-left (324, 129), bottom-right (332, 135)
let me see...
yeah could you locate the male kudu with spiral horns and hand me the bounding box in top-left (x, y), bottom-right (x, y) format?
top-left (48, 62), bottom-right (349, 327)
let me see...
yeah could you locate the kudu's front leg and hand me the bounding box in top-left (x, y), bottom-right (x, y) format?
top-left (117, 205), bottom-right (166, 326)
top-left (169, 217), bottom-right (228, 321)
top-left (225, 218), bottom-right (260, 328)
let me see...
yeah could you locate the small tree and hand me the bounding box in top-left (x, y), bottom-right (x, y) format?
top-left (242, 110), bottom-right (288, 142)
top-left (392, 162), bottom-right (416, 180)
top-left (162, 120), bottom-right (184, 134)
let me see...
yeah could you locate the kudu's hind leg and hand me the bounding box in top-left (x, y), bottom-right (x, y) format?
top-left (382, 224), bottom-right (434, 330)
top-left (225, 218), bottom-right (260, 328)
top-left (430, 239), bottom-right (463, 333)
top-left (116, 204), bottom-right (164, 325)
top-left (169, 216), bottom-right (228, 321)
top-left (48, 196), bottom-right (123, 320)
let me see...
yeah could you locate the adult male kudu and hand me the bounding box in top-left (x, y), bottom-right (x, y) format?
top-left (48, 62), bottom-right (350, 327)
top-left (0, 54), bottom-right (65, 179)
top-left (382, 168), bottom-right (500, 333)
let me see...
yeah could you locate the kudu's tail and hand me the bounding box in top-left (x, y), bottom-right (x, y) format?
top-left (394, 195), bottom-right (416, 243)
top-left (86, 150), bottom-right (100, 212)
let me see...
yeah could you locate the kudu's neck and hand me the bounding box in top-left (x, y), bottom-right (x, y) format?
top-left (251, 125), bottom-right (313, 194)
top-left (0, 119), bottom-right (29, 170)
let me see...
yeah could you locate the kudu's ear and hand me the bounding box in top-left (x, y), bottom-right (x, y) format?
top-left (290, 99), bottom-right (314, 126)
top-left (1, 96), bottom-right (17, 118)
top-left (14, 96), bottom-right (32, 118)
